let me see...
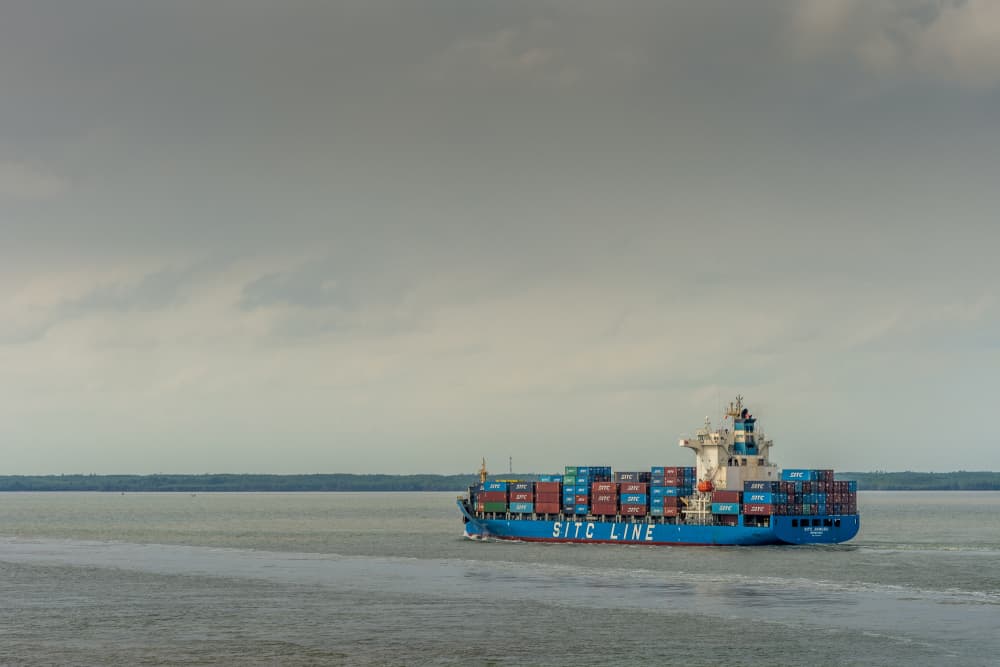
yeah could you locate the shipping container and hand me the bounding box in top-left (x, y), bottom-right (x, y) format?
top-left (508, 502), bottom-right (533, 513)
top-left (482, 481), bottom-right (509, 491)
top-left (535, 481), bottom-right (561, 494)
top-left (744, 491), bottom-right (775, 505)
top-left (591, 504), bottom-right (618, 516)
top-left (535, 502), bottom-right (561, 514)
top-left (781, 469), bottom-right (816, 482)
top-left (535, 492), bottom-right (561, 503)
top-left (614, 472), bottom-right (640, 482)
top-left (510, 481), bottom-right (531, 491)
top-left (574, 504), bottom-right (590, 515)
top-left (510, 491), bottom-right (532, 502)
top-left (620, 482), bottom-right (647, 494)
top-left (476, 502), bottom-right (507, 512)
top-left (744, 480), bottom-right (779, 492)
top-left (712, 490), bottom-right (742, 503)
top-left (651, 466), bottom-right (665, 475)
top-left (573, 494), bottom-right (589, 505)
top-left (591, 481), bottom-right (616, 493)
top-left (564, 467), bottom-right (578, 475)
top-left (477, 491), bottom-right (507, 503)
top-left (711, 502), bottom-right (740, 515)
top-left (621, 504), bottom-right (647, 516)
top-left (650, 506), bottom-right (679, 517)
top-left (744, 504), bottom-right (773, 515)
top-left (592, 493), bottom-right (617, 504)
top-left (621, 494), bottom-right (647, 505)
top-left (659, 486), bottom-right (683, 497)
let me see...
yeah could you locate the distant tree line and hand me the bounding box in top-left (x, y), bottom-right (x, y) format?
top-left (0, 471), bottom-right (997, 492)
top-left (839, 471), bottom-right (1000, 490)
top-left (0, 474), bottom-right (484, 492)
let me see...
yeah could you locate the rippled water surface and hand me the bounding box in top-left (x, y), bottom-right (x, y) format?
top-left (1, 491), bottom-right (997, 665)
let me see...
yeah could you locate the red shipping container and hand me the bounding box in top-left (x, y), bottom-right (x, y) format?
top-left (574, 494), bottom-right (589, 504)
top-left (620, 482), bottom-right (647, 494)
top-left (661, 477), bottom-right (681, 487)
top-left (477, 491), bottom-right (507, 502)
top-left (535, 502), bottom-right (561, 514)
top-left (621, 504), bottom-right (647, 516)
top-left (591, 504), bottom-right (618, 516)
top-left (591, 482), bottom-right (616, 493)
top-left (592, 493), bottom-right (617, 504)
top-left (712, 490), bottom-right (741, 503)
top-left (664, 467), bottom-right (682, 475)
top-left (535, 492), bottom-right (561, 503)
top-left (510, 491), bottom-right (533, 502)
top-left (535, 482), bottom-right (561, 493)
top-left (743, 504), bottom-right (773, 515)
top-left (661, 496), bottom-right (680, 507)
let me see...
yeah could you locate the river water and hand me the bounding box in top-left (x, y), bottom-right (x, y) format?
top-left (0, 491), bottom-right (997, 665)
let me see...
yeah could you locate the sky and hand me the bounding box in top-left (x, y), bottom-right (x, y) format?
top-left (1, 1), bottom-right (998, 474)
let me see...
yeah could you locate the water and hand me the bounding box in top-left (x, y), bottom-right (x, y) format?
top-left (0, 491), bottom-right (997, 665)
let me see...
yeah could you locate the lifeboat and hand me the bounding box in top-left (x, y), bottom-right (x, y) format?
top-left (697, 479), bottom-right (713, 493)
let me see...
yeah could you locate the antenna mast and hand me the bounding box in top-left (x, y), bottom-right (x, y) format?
top-left (478, 458), bottom-right (488, 484)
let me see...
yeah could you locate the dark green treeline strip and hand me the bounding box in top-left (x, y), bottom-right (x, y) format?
top-left (840, 471), bottom-right (1000, 490)
top-left (0, 474), bottom-right (483, 492)
top-left (0, 471), bottom-right (997, 492)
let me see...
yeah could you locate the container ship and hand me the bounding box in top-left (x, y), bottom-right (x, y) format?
top-left (457, 397), bottom-right (859, 545)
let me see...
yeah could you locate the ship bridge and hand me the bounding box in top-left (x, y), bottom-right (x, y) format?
top-left (680, 396), bottom-right (779, 491)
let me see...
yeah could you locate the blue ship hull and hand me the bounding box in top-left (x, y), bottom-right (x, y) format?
top-left (458, 500), bottom-right (859, 546)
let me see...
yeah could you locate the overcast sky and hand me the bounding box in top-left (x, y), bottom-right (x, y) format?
top-left (2, 1), bottom-right (998, 474)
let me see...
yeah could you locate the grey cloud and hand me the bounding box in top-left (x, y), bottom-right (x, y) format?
top-left (0, 261), bottom-right (218, 345)
top-left (240, 262), bottom-right (360, 312)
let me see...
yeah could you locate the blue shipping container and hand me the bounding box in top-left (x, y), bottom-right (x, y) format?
top-left (651, 466), bottom-right (665, 475)
top-left (483, 481), bottom-right (508, 491)
top-left (509, 502), bottom-right (534, 513)
top-left (712, 502), bottom-right (740, 515)
top-left (574, 504), bottom-right (589, 515)
top-left (782, 469), bottom-right (817, 481)
top-left (660, 487), bottom-right (683, 497)
top-left (744, 492), bottom-right (774, 505)
top-left (744, 480), bottom-right (779, 491)
top-left (621, 494), bottom-right (647, 505)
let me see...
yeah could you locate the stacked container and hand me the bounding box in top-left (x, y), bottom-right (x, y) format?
top-left (508, 481), bottom-right (534, 514)
top-left (564, 466), bottom-right (612, 515)
top-left (590, 480), bottom-right (618, 516)
top-left (534, 480), bottom-right (562, 515)
top-left (649, 466), bottom-right (695, 516)
top-left (738, 470), bottom-right (860, 516)
top-left (476, 480), bottom-right (508, 513)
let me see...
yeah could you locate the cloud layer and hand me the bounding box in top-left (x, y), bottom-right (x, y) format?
top-left (1, 1), bottom-right (998, 473)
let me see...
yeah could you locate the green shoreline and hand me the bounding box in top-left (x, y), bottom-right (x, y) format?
top-left (0, 471), bottom-right (998, 492)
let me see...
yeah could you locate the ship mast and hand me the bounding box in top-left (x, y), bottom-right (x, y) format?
top-left (478, 458), bottom-right (489, 484)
